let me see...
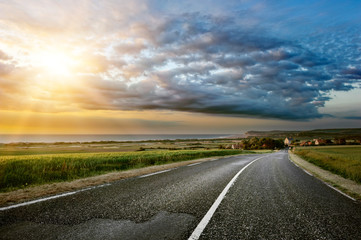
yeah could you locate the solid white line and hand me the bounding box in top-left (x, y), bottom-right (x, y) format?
top-left (187, 162), bottom-right (202, 167)
top-left (325, 183), bottom-right (356, 201)
top-left (138, 169), bottom-right (173, 178)
top-left (303, 169), bottom-right (313, 176)
top-left (0, 183), bottom-right (112, 211)
top-left (288, 155), bottom-right (355, 201)
top-left (289, 156), bottom-right (313, 176)
top-left (188, 155), bottom-right (266, 240)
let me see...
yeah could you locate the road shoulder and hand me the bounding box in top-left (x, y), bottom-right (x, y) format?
top-left (288, 151), bottom-right (361, 201)
top-left (0, 156), bottom-right (224, 207)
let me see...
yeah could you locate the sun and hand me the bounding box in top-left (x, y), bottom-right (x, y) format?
top-left (33, 50), bottom-right (78, 76)
top-left (39, 52), bottom-right (72, 75)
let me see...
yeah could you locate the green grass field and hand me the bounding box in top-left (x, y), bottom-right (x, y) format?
top-left (294, 145), bottom-right (361, 183)
top-left (0, 139), bottom-right (243, 156)
top-left (0, 149), bottom-right (254, 192)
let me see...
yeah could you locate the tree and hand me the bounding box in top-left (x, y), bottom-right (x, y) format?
top-left (240, 137), bottom-right (284, 150)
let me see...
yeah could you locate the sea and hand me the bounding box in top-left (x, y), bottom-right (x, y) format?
top-left (0, 134), bottom-right (230, 144)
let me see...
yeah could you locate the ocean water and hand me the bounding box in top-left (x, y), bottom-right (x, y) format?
top-left (0, 134), bottom-right (230, 144)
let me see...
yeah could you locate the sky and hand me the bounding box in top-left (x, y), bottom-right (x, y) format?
top-left (0, 0), bottom-right (360, 134)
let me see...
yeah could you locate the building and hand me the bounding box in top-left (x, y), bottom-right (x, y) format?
top-left (284, 137), bottom-right (293, 146)
top-left (314, 139), bottom-right (326, 145)
top-left (231, 143), bottom-right (241, 149)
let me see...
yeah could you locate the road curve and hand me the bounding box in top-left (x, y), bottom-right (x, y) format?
top-left (1, 151), bottom-right (361, 239)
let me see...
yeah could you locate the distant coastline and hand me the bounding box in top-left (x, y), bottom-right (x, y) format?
top-left (0, 134), bottom-right (231, 144)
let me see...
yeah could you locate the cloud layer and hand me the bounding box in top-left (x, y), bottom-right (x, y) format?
top-left (0, 1), bottom-right (360, 121)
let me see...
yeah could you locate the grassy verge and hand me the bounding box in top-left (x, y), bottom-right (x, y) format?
top-left (294, 146), bottom-right (361, 183)
top-left (0, 149), bottom-right (248, 192)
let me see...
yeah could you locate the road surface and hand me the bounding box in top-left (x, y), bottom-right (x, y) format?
top-left (1, 151), bottom-right (361, 239)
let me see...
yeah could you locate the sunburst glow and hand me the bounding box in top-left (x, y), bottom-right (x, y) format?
top-left (32, 50), bottom-right (78, 76)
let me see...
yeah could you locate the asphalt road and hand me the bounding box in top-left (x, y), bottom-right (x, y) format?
top-left (1, 151), bottom-right (361, 239)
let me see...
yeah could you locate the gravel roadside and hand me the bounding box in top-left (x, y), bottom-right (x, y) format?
top-left (289, 151), bottom-right (361, 200)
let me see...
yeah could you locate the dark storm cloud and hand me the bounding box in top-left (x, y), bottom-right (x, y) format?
top-left (342, 67), bottom-right (361, 79)
top-left (79, 14), bottom-right (361, 120)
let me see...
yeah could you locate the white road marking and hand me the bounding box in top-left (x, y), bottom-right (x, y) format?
top-left (288, 155), bottom-right (356, 201)
top-left (187, 162), bottom-right (202, 167)
top-left (188, 155), bottom-right (266, 240)
top-left (325, 183), bottom-right (356, 201)
top-left (0, 156), bottom-right (225, 212)
top-left (0, 183), bottom-right (112, 211)
top-left (289, 157), bottom-right (313, 176)
top-left (303, 169), bottom-right (313, 176)
top-left (138, 169), bottom-right (173, 178)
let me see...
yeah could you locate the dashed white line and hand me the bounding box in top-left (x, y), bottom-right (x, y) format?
top-left (0, 156), bottom-right (221, 211)
top-left (187, 162), bottom-right (202, 167)
top-left (138, 169), bottom-right (173, 178)
top-left (188, 155), bottom-right (266, 240)
top-left (0, 183), bottom-right (112, 211)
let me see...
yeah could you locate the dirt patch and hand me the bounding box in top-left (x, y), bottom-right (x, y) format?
top-left (289, 151), bottom-right (361, 201)
top-left (0, 156), bottom-right (221, 207)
